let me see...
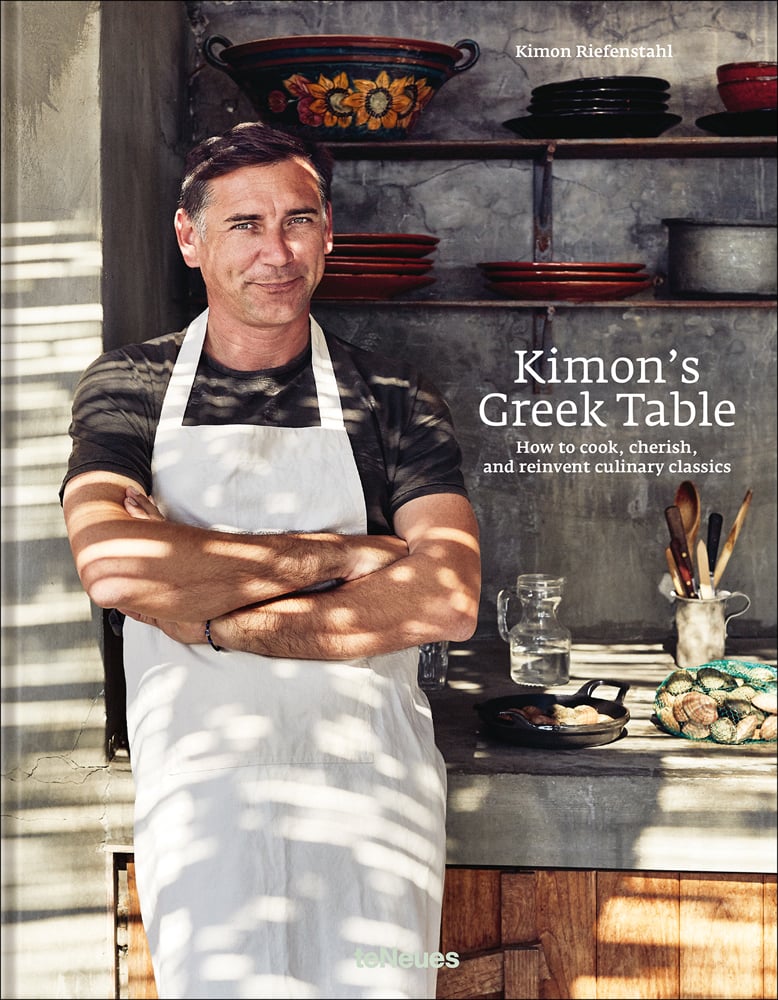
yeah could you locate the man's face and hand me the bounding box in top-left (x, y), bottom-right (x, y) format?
top-left (178, 157), bottom-right (332, 334)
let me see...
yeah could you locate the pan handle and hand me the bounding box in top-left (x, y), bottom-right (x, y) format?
top-left (574, 678), bottom-right (630, 704)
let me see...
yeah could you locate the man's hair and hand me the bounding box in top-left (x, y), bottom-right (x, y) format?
top-left (178, 122), bottom-right (334, 232)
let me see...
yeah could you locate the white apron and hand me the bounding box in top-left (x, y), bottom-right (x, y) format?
top-left (123, 310), bottom-right (447, 999)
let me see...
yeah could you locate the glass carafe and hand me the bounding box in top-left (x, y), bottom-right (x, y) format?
top-left (497, 574), bottom-right (571, 686)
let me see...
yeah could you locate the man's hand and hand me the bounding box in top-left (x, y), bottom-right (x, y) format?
top-left (123, 486), bottom-right (165, 520)
top-left (119, 606), bottom-right (208, 646)
top-left (118, 489), bottom-right (207, 642)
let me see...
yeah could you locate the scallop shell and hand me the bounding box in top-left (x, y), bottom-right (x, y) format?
top-left (674, 690), bottom-right (718, 726)
top-left (710, 718), bottom-right (737, 744)
top-left (681, 721), bottom-right (711, 740)
top-left (672, 698), bottom-right (691, 723)
top-left (656, 704), bottom-right (682, 735)
top-left (745, 666), bottom-right (778, 685)
top-left (664, 670), bottom-right (695, 695)
top-left (751, 690), bottom-right (778, 714)
top-left (733, 715), bottom-right (758, 743)
top-left (720, 695), bottom-right (756, 721)
top-left (697, 666), bottom-right (737, 691)
top-left (571, 704), bottom-right (599, 725)
top-left (551, 705), bottom-right (580, 726)
top-left (759, 714), bottom-right (777, 741)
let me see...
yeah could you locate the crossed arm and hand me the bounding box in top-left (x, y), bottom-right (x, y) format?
top-left (63, 471), bottom-right (481, 660)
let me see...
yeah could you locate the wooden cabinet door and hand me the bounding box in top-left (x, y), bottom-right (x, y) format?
top-left (126, 862), bottom-right (157, 999)
top-left (436, 868), bottom-right (777, 1000)
top-left (120, 862), bottom-right (776, 1000)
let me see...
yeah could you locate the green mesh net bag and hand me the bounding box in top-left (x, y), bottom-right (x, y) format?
top-left (653, 659), bottom-right (777, 744)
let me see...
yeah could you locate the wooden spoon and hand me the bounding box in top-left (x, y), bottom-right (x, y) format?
top-left (696, 539), bottom-right (715, 600)
top-left (674, 480), bottom-right (701, 553)
top-left (713, 489), bottom-right (753, 589)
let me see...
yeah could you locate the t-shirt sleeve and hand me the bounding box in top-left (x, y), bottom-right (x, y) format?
top-left (388, 371), bottom-right (469, 515)
top-left (60, 348), bottom-right (161, 500)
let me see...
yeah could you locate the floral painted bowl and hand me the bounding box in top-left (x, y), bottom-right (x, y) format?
top-left (203, 34), bottom-right (480, 140)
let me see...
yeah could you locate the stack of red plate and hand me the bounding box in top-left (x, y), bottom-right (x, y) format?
top-left (315, 233), bottom-right (438, 300)
top-left (478, 261), bottom-right (654, 302)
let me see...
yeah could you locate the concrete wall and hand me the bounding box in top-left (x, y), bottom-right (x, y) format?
top-left (1, 2), bottom-right (775, 997)
top-left (2, 3), bottom-right (186, 996)
top-left (2, 6), bottom-right (110, 996)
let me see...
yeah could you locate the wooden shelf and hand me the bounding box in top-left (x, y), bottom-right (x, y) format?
top-left (319, 138), bottom-right (777, 312)
top-left (313, 297), bottom-right (778, 308)
top-left (326, 136), bottom-right (777, 161)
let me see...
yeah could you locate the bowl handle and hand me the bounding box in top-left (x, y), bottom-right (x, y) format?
top-left (575, 678), bottom-right (631, 704)
top-left (203, 35), bottom-right (234, 70)
top-left (452, 39), bottom-right (480, 72)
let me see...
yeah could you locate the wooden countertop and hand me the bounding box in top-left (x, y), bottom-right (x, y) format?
top-left (431, 638), bottom-right (777, 874)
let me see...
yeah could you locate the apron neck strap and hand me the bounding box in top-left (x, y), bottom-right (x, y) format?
top-left (158, 309), bottom-right (346, 431)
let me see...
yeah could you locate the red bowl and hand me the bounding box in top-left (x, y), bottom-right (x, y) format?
top-left (717, 77), bottom-right (778, 112)
top-left (716, 61), bottom-right (777, 84)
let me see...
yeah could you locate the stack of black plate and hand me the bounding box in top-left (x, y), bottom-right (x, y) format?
top-left (503, 75), bottom-right (681, 139)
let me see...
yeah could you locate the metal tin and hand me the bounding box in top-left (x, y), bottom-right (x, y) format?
top-left (663, 219), bottom-right (777, 297)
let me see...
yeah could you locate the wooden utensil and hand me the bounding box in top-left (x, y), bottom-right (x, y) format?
top-left (670, 537), bottom-right (697, 598)
top-left (665, 505), bottom-right (696, 596)
top-left (665, 546), bottom-right (686, 597)
top-left (713, 489), bottom-right (753, 589)
top-left (675, 480), bottom-right (701, 551)
top-left (696, 539), bottom-right (715, 599)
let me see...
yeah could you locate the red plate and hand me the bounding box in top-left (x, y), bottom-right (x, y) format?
top-left (478, 261), bottom-right (646, 272)
top-left (330, 242), bottom-right (436, 259)
top-left (486, 270), bottom-right (651, 283)
top-left (314, 274), bottom-right (436, 300)
top-left (487, 278), bottom-right (653, 301)
top-left (333, 233), bottom-right (439, 245)
top-left (325, 259), bottom-right (434, 275)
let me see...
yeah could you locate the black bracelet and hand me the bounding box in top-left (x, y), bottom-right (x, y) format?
top-left (205, 620), bottom-right (223, 652)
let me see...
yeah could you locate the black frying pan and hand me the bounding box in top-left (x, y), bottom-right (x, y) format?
top-left (475, 679), bottom-right (630, 749)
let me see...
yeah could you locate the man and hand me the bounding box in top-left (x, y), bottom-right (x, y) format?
top-left (62, 123), bottom-right (480, 999)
